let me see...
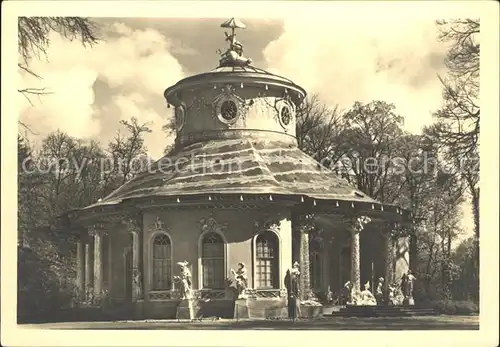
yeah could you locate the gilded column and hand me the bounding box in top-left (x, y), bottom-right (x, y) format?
top-left (349, 216), bottom-right (371, 292)
top-left (125, 216), bottom-right (143, 301)
top-left (76, 240), bottom-right (85, 301)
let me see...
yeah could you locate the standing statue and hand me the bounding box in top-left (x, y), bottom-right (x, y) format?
top-left (326, 285), bottom-right (333, 304)
top-left (230, 262), bottom-right (248, 299)
top-left (284, 261), bottom-right (301, 320)
top-left (174, 261), bottom-right (192, 300)
top-left (375, 277), bottom-right (384, 305)
top-left (401, 270), bottom-right (417, 305)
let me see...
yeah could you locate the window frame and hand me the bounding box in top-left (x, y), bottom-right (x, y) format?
top-left (149, 230), bottom-right (174, 292)
top-left (198, 229), bottom-right (228, 290)
top-left (252, 230), bottom-right (281, 290)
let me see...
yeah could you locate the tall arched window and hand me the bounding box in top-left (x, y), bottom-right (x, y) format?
top-left (152, 234), bottom-right (172, 290)
top-left (255, 232), bottom-right (279, 289)
top-left (201, 232), bottom-right (225, 289)
top-left (309, 237), bottom-right (322, 290)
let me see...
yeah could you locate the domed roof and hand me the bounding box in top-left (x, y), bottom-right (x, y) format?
top-left (86, 137), bottom-right (379, 208)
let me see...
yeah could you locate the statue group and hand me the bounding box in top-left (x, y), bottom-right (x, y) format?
top-left (343, 281), bottom-right (377, 306)
top-left (343, 270), bottom-right (417, 306)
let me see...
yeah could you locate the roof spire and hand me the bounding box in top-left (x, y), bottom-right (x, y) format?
top-left (218, 18), bottom-right (252, 67)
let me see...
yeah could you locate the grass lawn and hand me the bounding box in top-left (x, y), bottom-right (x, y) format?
top-left (20, 315), bottom-right (479, 330)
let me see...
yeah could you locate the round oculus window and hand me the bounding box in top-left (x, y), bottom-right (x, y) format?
top-left (220, 100), bottom-right (238, 122)
top-left (280, 106), bottom-right (292, 126)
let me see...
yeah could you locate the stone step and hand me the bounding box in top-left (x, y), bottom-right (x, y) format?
top-left (327, 312), bottom-right (438, 317)
top-left (324, 305), bottom-right (437, 317)
top-left (340, 308), bottom-right (435, 312)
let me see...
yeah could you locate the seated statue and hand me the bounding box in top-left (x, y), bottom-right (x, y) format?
top-left (344, 281), bottom-right (363, 305)
top-left (219, 31), bottom-right (252, 66)
top-left (360, 282), bottom-right (377, 306)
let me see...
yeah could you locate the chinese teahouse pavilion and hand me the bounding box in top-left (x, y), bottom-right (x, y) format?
top-left (68, 18), bottom-right (413, 319)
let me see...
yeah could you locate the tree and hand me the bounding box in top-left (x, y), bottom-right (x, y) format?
top-left (17, 115), bottom-right (155, 320)
top-left (432, 19), bottom-right (480, 300)
top-left (336, 101), bottom-right (405, 203)
top-left (295, 94), bottom-right (347, 166)
top-left (106, 117), bottom-right (152, 189)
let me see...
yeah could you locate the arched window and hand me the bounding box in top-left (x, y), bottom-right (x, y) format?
top-left (201, 232), bottom-right (225, 289)
top-left (309, 237), bottom-right (322, 290)
top-left (255, 232), bottom-right (279, 289)
top-left (152, 234), bottom-right (172, 290)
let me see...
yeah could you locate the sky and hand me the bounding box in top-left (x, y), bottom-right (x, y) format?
top-left (17, 16), bottom-right (473, 240)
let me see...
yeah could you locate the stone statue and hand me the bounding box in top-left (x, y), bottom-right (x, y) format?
top-left (401, 270), bottom-right (416, 305)
top-left (375, 277), bottom-right (384, 305)
top-left (344, 281), bottom-right (362, 305)
top-left (174, 261), bottom-right (192, 300)
top-left (132, 267), bottom-right (143, 300)
top-left (230, 262), bottom-right (248, 299)
top-left (326, 285), bottom-right (333, 304)
top-left (284, 261), bottom-right (301, 320)
top-left (388, 283), bottom-right (404, 305)
top-left (360, 282), bottom-right (377, 306)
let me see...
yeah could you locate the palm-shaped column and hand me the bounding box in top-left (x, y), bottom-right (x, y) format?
top-left (381, 228), bottom-right (393, 304)
top-left (84, 237), bottom-right (94, 303)
top-left (294, 213), bottom-right (315, 300)
top-left (349, 216), bottom-right (371, 292)
top-left (89, 224), bottom-right (106, 304)
top-left (125, 216), bottom-right (144, 301)
top-left (76, 239), bottom-right (85, 302)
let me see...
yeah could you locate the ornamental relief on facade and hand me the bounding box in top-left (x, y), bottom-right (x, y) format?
top-left (211, 84), bottom-right (252, 128)
top-left (254, 213), bottom-right (283, 234)
top-left (198, 214), bottom-right (228, 234)
top-left (149, 216), bottom-right (170, 232)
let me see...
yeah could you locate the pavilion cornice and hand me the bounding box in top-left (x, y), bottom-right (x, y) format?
top-left (67, 192), bottom-right (412, 226)
top-left (164, 74), bottom-right (306, 107)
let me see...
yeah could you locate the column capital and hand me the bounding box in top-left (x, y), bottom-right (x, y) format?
top-left (293, 212), bottom-right (315, 233)
top-left (124, 217), bottom-right (142, 234)
top-left (346, 215), bottom-right (371, 234)
top-left (88, 223), bottom-right (107, 237)
top-left (120, 211), bottom-right (142, 234)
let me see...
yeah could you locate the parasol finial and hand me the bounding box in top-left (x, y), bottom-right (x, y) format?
top-left (217, 18), bottom-right (252, 67)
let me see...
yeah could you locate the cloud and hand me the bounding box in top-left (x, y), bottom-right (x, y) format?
top-left (19, 21), bottom-right (185, 159)
top-left (262, 16), bottom-right (448, 133)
